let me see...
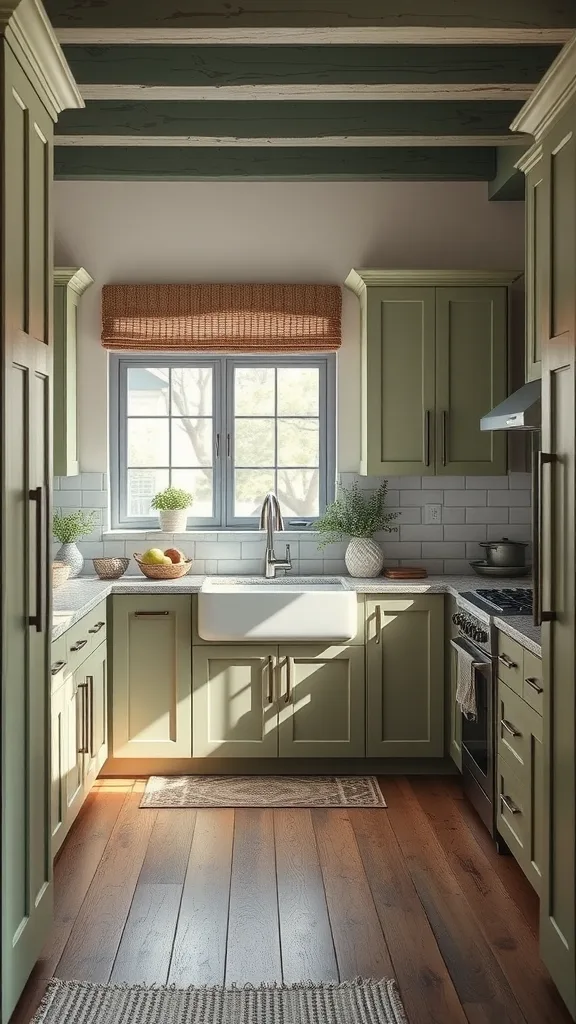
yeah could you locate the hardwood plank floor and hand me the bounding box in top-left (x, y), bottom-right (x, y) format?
top-left (10, 777), bottom-right (573, 1024)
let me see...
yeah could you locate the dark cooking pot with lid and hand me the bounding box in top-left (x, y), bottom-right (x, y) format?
top-left (479, 537), bottom-right (528, 567)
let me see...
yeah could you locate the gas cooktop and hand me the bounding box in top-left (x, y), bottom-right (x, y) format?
top-left (466, 587), bottom-right (533, 616)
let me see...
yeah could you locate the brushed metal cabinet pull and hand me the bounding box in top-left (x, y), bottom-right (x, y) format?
top-left (498, 654), bottom-right (517, 670)
top-left (215, 432), bottom-right (221, 458)
top-left (78, 681), bottom-right (89, 754)
top-left (135, 610), bottom-right (169, 616)
top-left (285, 657), bottom-right (293, 704)
top-left (535, 451), bottom-right (556, 625)
top-left (29, 485), bottom-right (46, 632)
top-left (424, 410), bottom-right (431, 467)
top-left (266, 655), bottom-right (274, 705)
top-left (525, 676), bottom-right (544, 694)
top-left (70, 639), bottom-right (88, 652)
top-left (441, 411), bottom-right (448, 466)
top-left (375, 605), bottom-right (382, 644)
top-left (501, 719), bottom-right (521, 738)
top-left (51, 659), bottom-right (67, 675)
top-left (500, 794), bottom-right (520, 815)
top-left (88, 621), bottom-right (105, 634)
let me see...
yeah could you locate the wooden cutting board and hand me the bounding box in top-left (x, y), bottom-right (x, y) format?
top-left (384, 567), bottom-right (428, 579)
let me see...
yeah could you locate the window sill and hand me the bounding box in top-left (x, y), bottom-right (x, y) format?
top-left (103, 528), bottom-right (320, 542)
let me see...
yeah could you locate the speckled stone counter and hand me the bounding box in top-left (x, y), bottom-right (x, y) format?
top-left (52, 573), bottom-right (536, 645)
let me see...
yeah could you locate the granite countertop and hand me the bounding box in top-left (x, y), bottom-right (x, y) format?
top-left (52, 574), bottom-right (540, 654)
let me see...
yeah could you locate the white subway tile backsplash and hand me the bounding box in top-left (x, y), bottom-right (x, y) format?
top-left (400, 490), bottom-right (442, 506)
top-left (81, 473), bottom-right (105, 490)
top-left (205, 559), bottom-right (218, 573)
top-left (392, 508), bottom-right (422, 525)
top-left (384, 489), bottom-right (400, 506)
top-left (323, 559), bottom-right (347, 574)
top-left (103, 540), bottom-right (126, 557)
top-left (81, 490), bottom-right (108, 509)
top-left (382, 541), bottom-right (422, 558)
top-left (196, 542), bottom-right (241, 560)
top-left (386, 476), bottom-right (421, 490)
top-left (466, 507), bottom-right (509, 524)
top-left (241, 541), bottom-right (267, 560)
top-left (466, 542), bottom-right (486, 560)
top-left (509, 473), bottom-right (531, 489)
top-left (422, 542), bottom-right (466, 558)
top-left (217, 559), bottom-right (262, 575)
top-left (401, 524), bottom-right (442, 542)
top-left (445, 490), bottom-right (487, 506)
top-left (486, 524), bottom-right (531, 543)
top-left (59, 475), bottom-right (82, 490)
top-left (401, 558), bottom-right (444, 574)
top-left (509, 507), bottom-right (532, 524)
top-left (488, 489), bottom-right (530, 507)
top-left (299, 558), bottom-right (324, 575)
top-left (422, 476), bottom-right (465, 489)
top-left (441, 507), bottom-right (466, 524)
top-left (58, 490), bottom-right (83, 507)
top-left (465, 475), bottom-right (509, 489)
top-left (443, 525), bottom-right (487, 542)
top-left (79, 542), bottom-right (104, 559)
top-left (443, 560), bottom-right (475, 575)
top-left (300, 540), bottom-right (345, 559)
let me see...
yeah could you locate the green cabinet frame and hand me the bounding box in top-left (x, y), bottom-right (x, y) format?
top-left (344, 270), bottom-right (513, 477)
top-left (53, 267), bottom-right (93, 477)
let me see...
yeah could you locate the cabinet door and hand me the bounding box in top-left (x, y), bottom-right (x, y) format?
top-left (193, 646), bottom-right (277, 757)
top-left (445, 595), bottom-right (462, 770)
top-left (366, 595), bottom-right (444, 756)
top-left (50, 683), bottom-right (67, 857)
top-left (278, 645), bottom-right (365, 757)
top-left (111, 596), bottom-right (192, 759)
top-left (64, 672), bottom-right (86, 827)
top-left (525, 156), bottom-right (545, 382)
top-left (435, 287), bottom-right (507, 475)
top-left (497, 705), bottom-right (543, 896)
top-left (363, 287), bottom-right (435, 475)
top-left (83, 642), bottom-right (107, 787)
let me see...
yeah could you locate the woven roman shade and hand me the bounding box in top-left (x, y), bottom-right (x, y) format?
top-left (101, 283), bottom-right (341, 353)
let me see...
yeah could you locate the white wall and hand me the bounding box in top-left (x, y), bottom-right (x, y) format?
top-left (54, 179), bottom-right (524, 475)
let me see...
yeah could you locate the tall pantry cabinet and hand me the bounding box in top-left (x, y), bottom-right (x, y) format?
top-left (0, 4), bottom-right (82, 1022)
top-left (513, 38), bottom-right (576, 1019)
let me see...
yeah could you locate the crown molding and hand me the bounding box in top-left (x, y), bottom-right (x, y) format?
top-left (2, 0), bottom-right (83, 119)
top-left (345, 269), bottom-right (521, 294)
top-left (511, 33), bottom-right (576, 141)
top-left (516, 142), bottom-right (543, 174)
top-left (54, 267), bottom-right (94, 295)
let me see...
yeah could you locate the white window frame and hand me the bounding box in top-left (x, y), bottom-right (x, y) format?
top-left (109, 352), bottom-right (336, 530)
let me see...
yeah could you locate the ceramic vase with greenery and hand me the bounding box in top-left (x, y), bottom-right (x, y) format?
top-left (151, 486), bottom-right (194, 533)
top-left (315, 481), bottom-right (398, 577)
top-left (53, 510), bottom-right (98, 578)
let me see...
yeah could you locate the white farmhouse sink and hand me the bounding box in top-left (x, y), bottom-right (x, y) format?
top-left (198, 577), bottom-right (357, 642)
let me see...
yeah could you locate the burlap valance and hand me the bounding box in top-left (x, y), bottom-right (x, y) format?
top-left (101, 283), bottom-right (342, 353)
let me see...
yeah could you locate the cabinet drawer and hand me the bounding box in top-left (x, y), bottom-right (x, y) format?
top-left (497, 632), bottom-right (524, 695)
top-left (497, 680), bottom-right (534, 774)
top-left (523, 650), bottom-right (544, 716)
top-left (83, 601), bottom-right (107, 646)
top-left (65, 600), bottom-right (107, 676)
top-left (496, 758), bottom-right (529, 869)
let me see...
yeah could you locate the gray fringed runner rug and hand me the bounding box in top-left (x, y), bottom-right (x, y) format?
top-left (140, 774), bottom-right (386, 808)
top-left (32, 980), bottom-right (408, 1024)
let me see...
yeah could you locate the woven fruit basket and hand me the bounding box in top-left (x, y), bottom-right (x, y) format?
top-left (52, 561), bottom-right (70, 589)
top-left (133, 554), bottom-right (193, 580)
top-left (93, 556), bottom-right (130, 580)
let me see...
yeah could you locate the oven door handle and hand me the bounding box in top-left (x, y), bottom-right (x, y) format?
top-left (450, 636), bottom-right (491, 669)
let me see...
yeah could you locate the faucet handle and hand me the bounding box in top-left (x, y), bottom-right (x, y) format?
top-left (285, 543), bottom-right (291, 562)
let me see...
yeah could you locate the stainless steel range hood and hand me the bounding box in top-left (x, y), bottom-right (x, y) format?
top-left (480, 379), bottom-right (541, 431)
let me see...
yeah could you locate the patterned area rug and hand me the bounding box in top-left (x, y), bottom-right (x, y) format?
top-left (32, 980), bottom-right (407, 1023)
top-left (140, 775), bottom-right (386, 808)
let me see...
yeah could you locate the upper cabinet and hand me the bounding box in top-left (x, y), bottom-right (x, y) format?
top-left (345, 270), bottom-right (516, 477)
top-left (53, 267), bottom-right (93, 477)
top-left (524, 156), bottom-right (546, 382)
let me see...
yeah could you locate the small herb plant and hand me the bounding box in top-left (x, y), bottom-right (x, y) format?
top-left (314, 481), bottom-right (398, 549)
top-left (151, 486), bottom-right (194, 511)
top-left (53, 510), bottom-right (98, 544)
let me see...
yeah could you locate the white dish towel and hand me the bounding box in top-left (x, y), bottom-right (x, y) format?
top-left (455, 645), bottom-right (477, 720)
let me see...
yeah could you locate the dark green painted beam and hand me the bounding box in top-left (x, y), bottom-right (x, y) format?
top-left (45, 1), bottom-right (576, 33)
top-left (62, 45), bottom-right (560, 87)
top-left (488, 145), bottom-right (526, 200)
top-left (56, 100), bottom-right (523, 140)
top-left (54, 146), bottom-right (496, 180)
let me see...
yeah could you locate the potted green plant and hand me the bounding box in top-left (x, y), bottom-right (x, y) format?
top-left (315, 480), bottom-right (398, 577)
top-left (53, 510), bottom-right (99, 578)
top-left (151, 486), bottom-right (194, 533)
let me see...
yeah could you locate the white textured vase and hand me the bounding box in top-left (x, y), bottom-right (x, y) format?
top-left (159, 509), bottom-right (189, 532)
top-left (345, 537), bottom-right (384, 578)
top-left (55, 542), bottom-right (84, 578)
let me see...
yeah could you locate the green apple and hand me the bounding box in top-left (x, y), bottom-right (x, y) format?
top-left (141, 548), bottom-right (167, 565)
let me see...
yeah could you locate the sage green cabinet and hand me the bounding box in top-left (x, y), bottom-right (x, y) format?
top-left (366, 595), bottom-right (444, 757)
top-left (82, 643), bottom-right (108, 786)
top-left (514, 47), bottom-right (576, 1016)
top-left (64, 671), bottom-right (87, 827)
top-left (193, 645), bottom-right (277, 757)
top-left (192, 642), bottom-right (365, 758)
top-left (445, 594), bottom-right (462, 771)
top-left (50, 681), bottom-right (66, 856)
top-left (344, 270), bottom-right (512, 477)
top-left (111, 596), bottom-right (192, 759)
top-left (277, 645), bottom-right (365, 757)
top-left (53, 267), bottom-right (93, 477)
top-left (524, 155), bottom-right (545, 382)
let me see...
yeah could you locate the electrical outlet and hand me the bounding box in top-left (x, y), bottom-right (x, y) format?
top-left (424, 503), bottom-right (442, 525)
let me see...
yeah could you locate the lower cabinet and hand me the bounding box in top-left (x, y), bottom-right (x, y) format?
top-left (192, 643), bottom-right (365, 758)
top-left (446, 594), bottom-right (462, 770)
top-left (365, 595), bottom-right (444, 757)
top-left (50, 639), bottom-right (108, 857)
top-left (111, 596), bottom-right (192, 759)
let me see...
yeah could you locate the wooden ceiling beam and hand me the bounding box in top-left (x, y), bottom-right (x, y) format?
top-left (54, 145), bottom-right (497, 181)
top-left (45, 2), bottom-right (576, 44)
top-left (55, 99), bottom-right (525, 141)
top-left (55, 134), bottom-right (526, 148)
top-left (77, 84), bottom-right (536, 103)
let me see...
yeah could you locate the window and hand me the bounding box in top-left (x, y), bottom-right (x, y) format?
top-left (110, 354), bottom-right (335, 529)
